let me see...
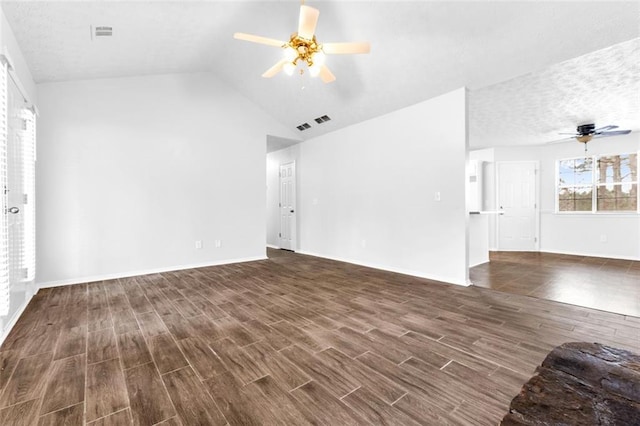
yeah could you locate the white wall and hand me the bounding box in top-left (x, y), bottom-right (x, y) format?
top-left (266, 144), bottom-right (300, 248)
top-left (37, 72), bottom-right (297, 286)
top-left (489, 132), bottom-right (640, 260)
top-left (298, 88), bottom-right (469, 285)
top-left (0, 8), bottom-right (37, 341)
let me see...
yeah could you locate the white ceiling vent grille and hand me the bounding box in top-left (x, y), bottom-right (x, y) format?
top-left (92, 26), bottom-right (113, 38)
top-left (296, 123), bottom-right (311, 131)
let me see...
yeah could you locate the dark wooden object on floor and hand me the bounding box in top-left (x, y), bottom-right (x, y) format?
top-left (0, 248), bottom-right (638, 424)
top-left (502, 342), bottom-right (640, 425)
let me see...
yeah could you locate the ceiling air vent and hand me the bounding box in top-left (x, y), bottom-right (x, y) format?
top-left (296, 123), bottom-right (311, 131)
top-left (314, 115), bottom-right (331, 124)
top-left (92, 26), bottom-right (113, 38)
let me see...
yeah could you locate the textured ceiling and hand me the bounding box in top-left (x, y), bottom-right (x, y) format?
top-left (470, 38), bottom-right (640, 147)
top-left (2, 1), bottom-right (639, 147)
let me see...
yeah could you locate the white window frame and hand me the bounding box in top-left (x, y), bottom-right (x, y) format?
top-left (555, 151), bottom-right (640, 214)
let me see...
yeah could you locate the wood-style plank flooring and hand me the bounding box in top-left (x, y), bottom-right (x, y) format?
top-left (471, 251), bottom-right (640, 317)
top-left (0, 248), bottom-right (638, 425)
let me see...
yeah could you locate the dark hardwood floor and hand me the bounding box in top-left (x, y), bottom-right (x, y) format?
top-left (0, 248), bottom-right (638, 425)
top-left (471, 251), bottom-right (640, 317)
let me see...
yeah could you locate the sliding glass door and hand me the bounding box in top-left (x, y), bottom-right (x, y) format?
top-left (0, 60), bottom-right (36, 332)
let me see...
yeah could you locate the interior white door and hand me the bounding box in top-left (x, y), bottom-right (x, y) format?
top-left (497, 161), bottom-right (538, 251)
top-left (279, 162), bottom-right (296, 251)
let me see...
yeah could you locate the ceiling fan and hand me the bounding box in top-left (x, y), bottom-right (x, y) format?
top-left (559, 123), bottom-right (631, 151)
top-left (233, 3), bottom-right (370, 83)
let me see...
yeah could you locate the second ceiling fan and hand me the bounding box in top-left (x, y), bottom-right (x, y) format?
top-left (234, 3), bottom-right (370, 83)
top-left (559, 124), bottom-right (631, 152)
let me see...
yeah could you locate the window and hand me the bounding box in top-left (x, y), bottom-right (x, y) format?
top-left (596, 154), bottom-right (638, 211)
top-left (557, 153), bottom-right (638, 213)
top-left (558, 157), bottom-right (593, 211)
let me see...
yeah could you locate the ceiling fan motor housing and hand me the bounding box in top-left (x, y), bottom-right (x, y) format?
top-left (577, 123), bottom-right (596, 135)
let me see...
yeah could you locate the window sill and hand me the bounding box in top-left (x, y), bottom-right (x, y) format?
top-left (549, 212), bottom-right (640, 217)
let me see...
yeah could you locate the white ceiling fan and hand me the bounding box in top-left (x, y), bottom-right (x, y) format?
top-left (233, 3), bottom-right (370, 83)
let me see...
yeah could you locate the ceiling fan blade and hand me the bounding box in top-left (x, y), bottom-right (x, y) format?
top-left (319, 65), bottom-right (336, 83)
top-left (262, 59), bottom-right (288, 78)
top-left (594, 125), bottom-right (618, 132)
top-left (593, 130), bottom-right (632, 138)
top-left (298, 5), bottom-right (320, 40)
top-left (558, 132), bottom-right (579, 135)
top-left (323, 42), bottom-right (371, 55)
top-left (234, 32), bottom-right (285, 47)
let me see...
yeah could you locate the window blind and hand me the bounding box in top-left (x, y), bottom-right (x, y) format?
top-left (0, 59), bottom-right (9, 316)
top-left (22, 107), bottom-right (36, 282)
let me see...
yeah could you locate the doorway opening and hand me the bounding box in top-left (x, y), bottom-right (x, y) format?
top-left (266, 136), bottom-right (301, 254)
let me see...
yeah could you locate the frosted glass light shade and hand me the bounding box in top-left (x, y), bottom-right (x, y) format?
top-left (283, 62), bottom-right (296, 76)
top-left (284, 46), bottom-right (298, 61)
top-left (313, 51), bottom-right (326, 66)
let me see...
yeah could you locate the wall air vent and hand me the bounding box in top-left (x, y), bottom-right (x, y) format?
top-left (92, 26), bottom-right (113, 38)
top-left (314, 115), bottom-right (331, 124)
top-left (296, 123), bottom-right (311, 131)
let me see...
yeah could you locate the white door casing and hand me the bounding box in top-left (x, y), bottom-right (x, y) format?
top-left (279, 162), bottom-right (296, 251)
top-left (497, 161), bottom-right (539, 251)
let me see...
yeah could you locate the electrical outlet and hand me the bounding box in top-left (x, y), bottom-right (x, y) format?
top-left (599, 234), bottom-right (607, 243)
top-left (361, 239), bottom-right (367, 248)
top-left (195, 240), bottom-right (203, 249)
top-left (434, 191), bottom-right (441, 202)
top-left (215, 239), bottom-right (222, 248)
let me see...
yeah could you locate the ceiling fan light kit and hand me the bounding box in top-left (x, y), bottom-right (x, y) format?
top-left (576, 134), bottom-right (593, 144)
top-left (233, 4), bottom-right (370, 83)
top-left (282, 32), bottom-right (325, 76)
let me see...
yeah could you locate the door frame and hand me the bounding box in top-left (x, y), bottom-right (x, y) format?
top-left (495, 160), bottom-right (540, 251)
top-left (279, 161), bottom-right (297, 251)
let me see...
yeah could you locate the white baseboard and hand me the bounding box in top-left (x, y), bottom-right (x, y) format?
top-left (266, 244), bottom-right (280, 249)
top-left (37, 256), bottom-right (268, 289)
top-left (297, 250), bottom-right (469, 287)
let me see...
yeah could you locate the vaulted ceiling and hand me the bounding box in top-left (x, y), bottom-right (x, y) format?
top-left (2, 1), bottom-right (639, 148)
